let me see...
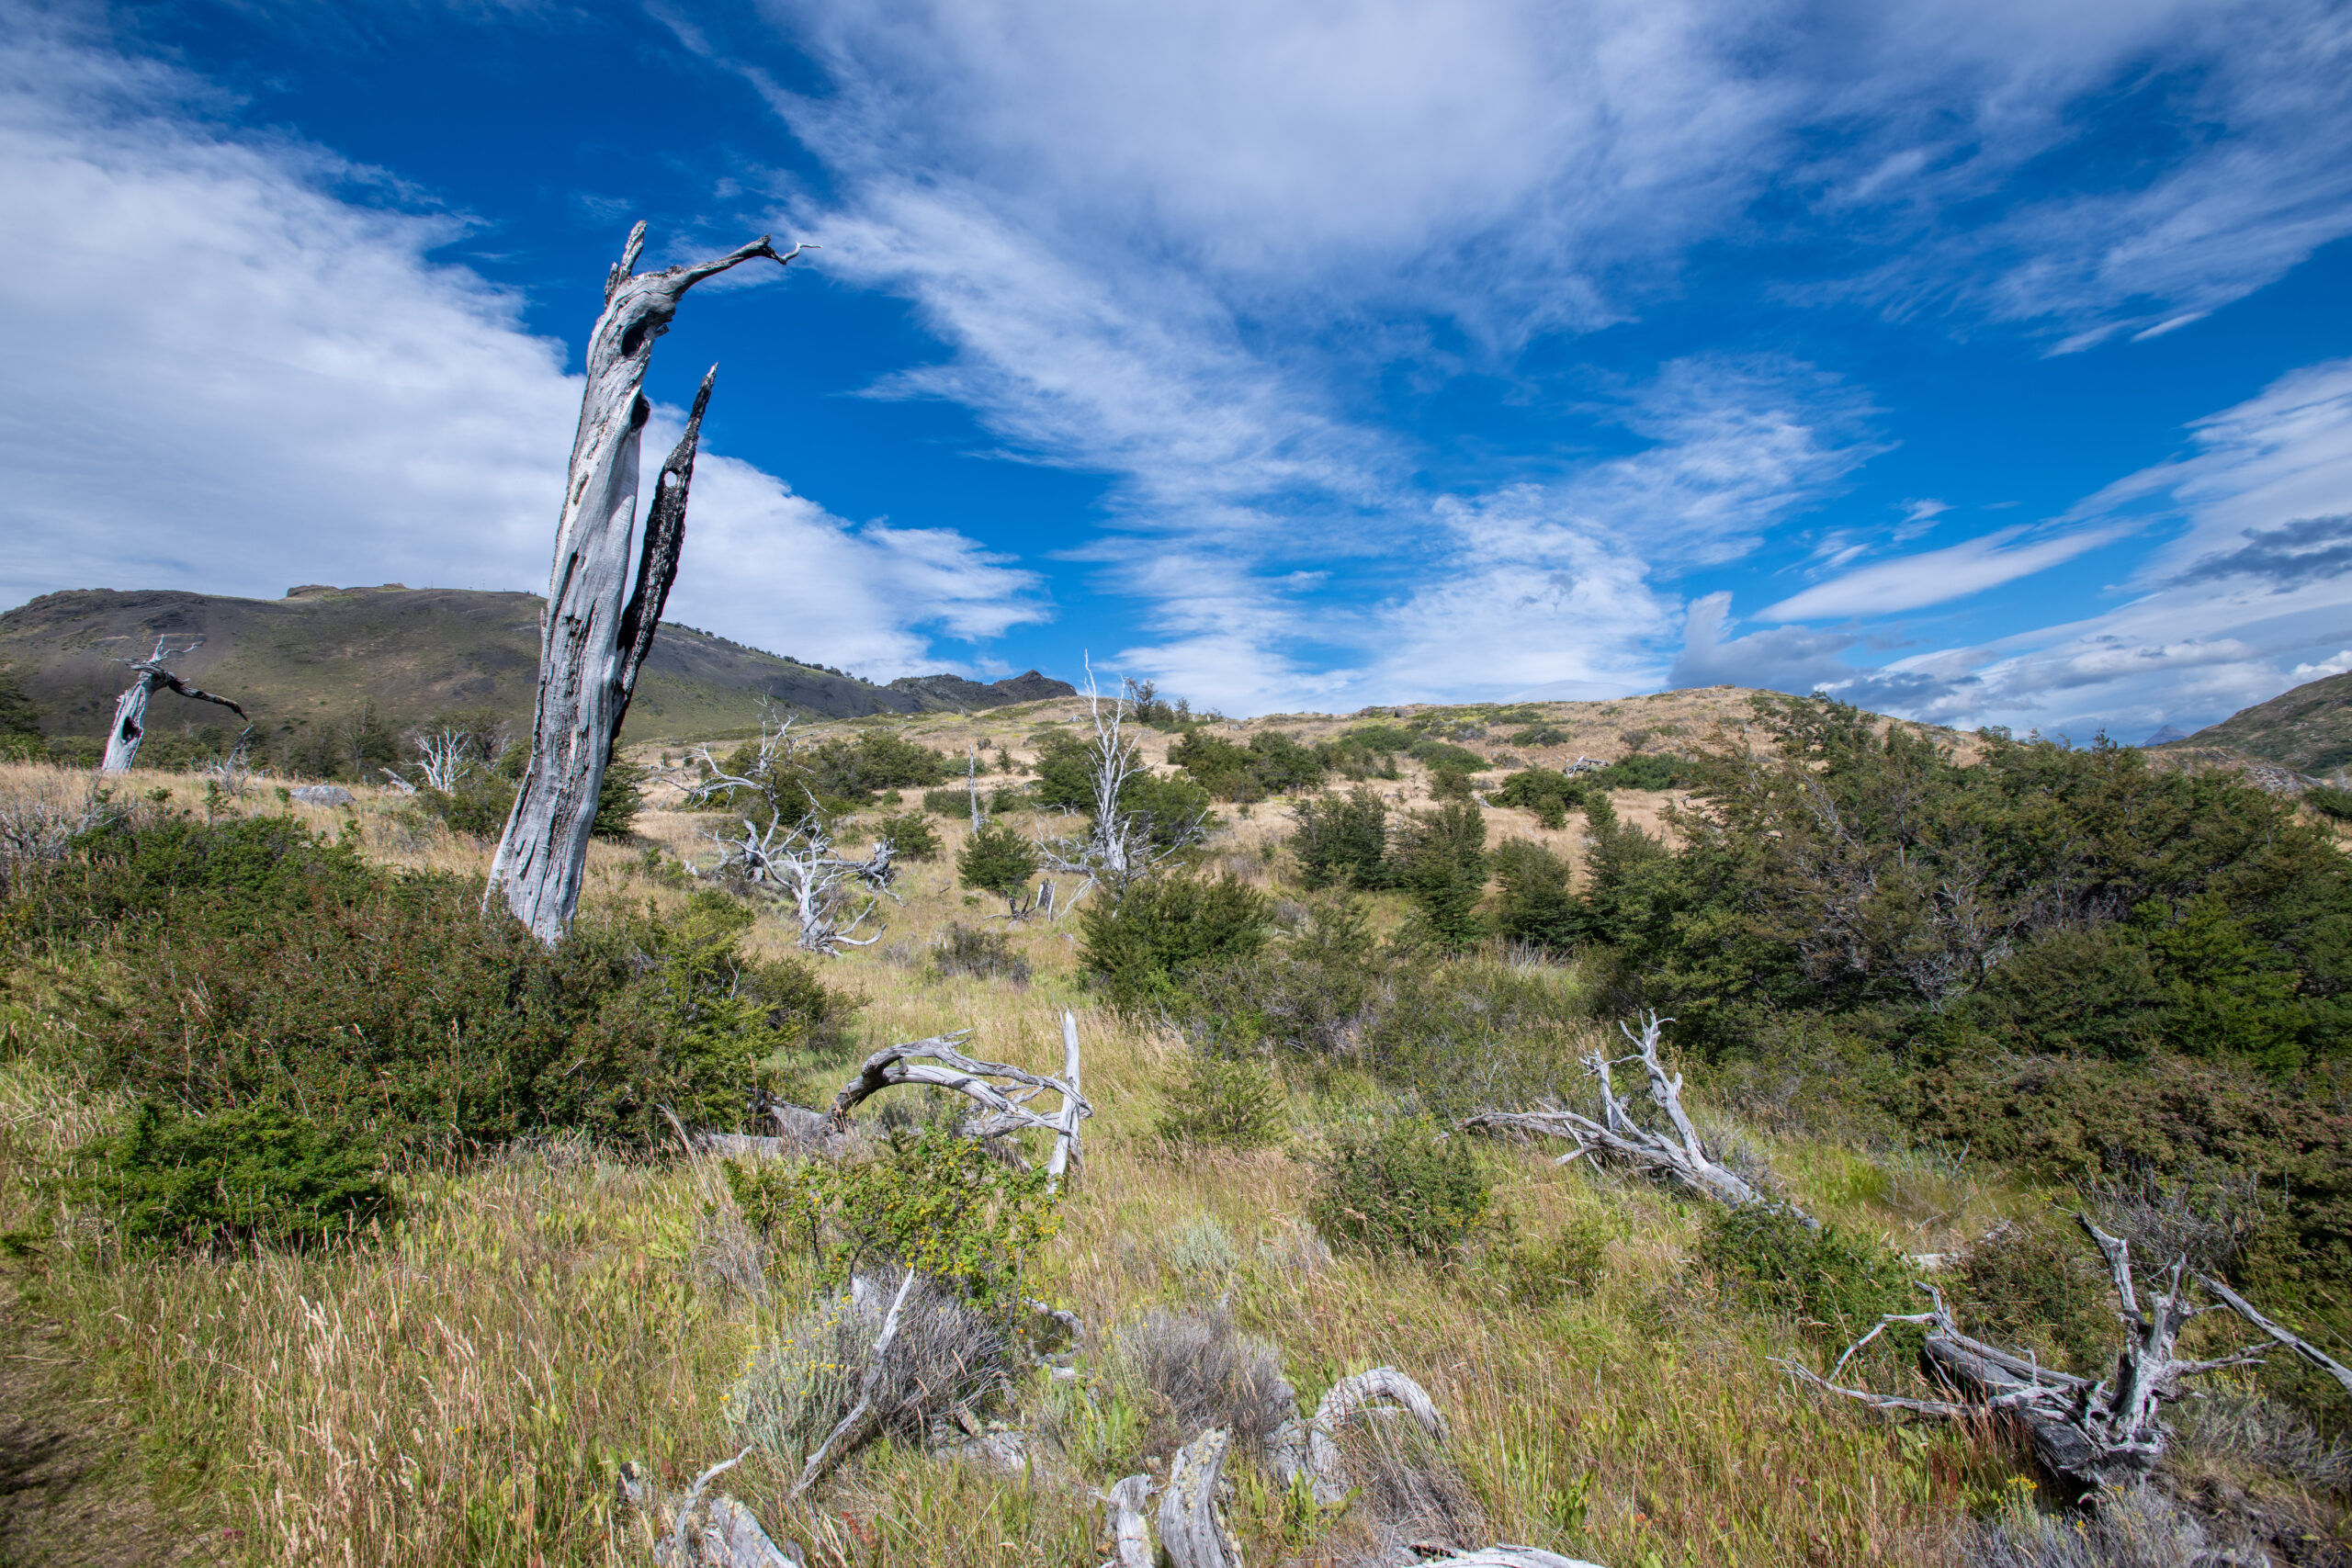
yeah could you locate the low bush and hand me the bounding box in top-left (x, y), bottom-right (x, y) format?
top-left (1509, 724), bottom-right (1572, 748)
top-left (1119, 1306), bottom-right (1294, 1463)
top-left (17, 821), bottom-right (848, 1157)
top-left (875, 810), bottom-right (942, 861)
top-left (922, 785), bottom-right (978, 818)
top-left (1153, 1049), bottom-right (1284, 1149)
top-left (933, 922), bottom-right (1031, 984)
top-left (1078, 872), bottom-right (1272, 1006)
top-left (1498, 1213), bottom-right (1611, 1307)
top-left (726, 1125), bottom-right (1062, 1312)
top-left (1694, 1203), bottom-right (1911, 1344)
top-left (730, 1271), bottom-right (1012, 1467)
top-left (1289, 785), bottom-right (1390, 890)
top-left (1950, 1220), bottom-right (2117, 1377)
top-left (1308, 1118), bottom-right (1492, 1259)
top-left (1491, 767), bottom-right (1584, 829)
top-left (1491, 839), bottom-right (1575, 950)
top-left (957, 821), bottom-right (1037, 901)
top-left (79, 1101), bottom-right (394, 1250)
top-left (2305, 783), bottom-right (2352, 822)
top-left (1392, 800), bottom-right (1489, 950)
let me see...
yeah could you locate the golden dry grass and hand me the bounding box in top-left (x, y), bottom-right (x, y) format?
top-left (0, 752), bottom-right (2048, 1568)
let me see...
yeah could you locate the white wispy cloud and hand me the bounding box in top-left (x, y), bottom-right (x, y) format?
top-left (1758, 524), bottom-right (2129, 621)
top-left (1693, 354), bottom-right (2352, 733)
top-left (0, 17), bottom-right (1043, 678)
top-left (715, 0), bottom-right (2350, 709)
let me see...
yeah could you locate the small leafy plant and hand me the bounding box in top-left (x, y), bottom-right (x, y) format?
top-left (80, 1101), bottom-right (395, 1250)
top-left (1308, 1118), bottom-right (1492, 1259)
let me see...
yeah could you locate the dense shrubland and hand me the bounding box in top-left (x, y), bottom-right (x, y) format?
top-left (0, 694), bottom-right (2345, 1568)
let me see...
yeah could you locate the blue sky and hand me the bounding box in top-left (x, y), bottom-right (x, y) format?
top-left (4, 0), bottom-right (2351, 735)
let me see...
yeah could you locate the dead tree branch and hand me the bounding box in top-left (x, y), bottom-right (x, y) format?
top-left (2199, 1273), bottom-right (2352, 1402)
top-left (1033, 660), bottom-right (1207, 916)
top-left (100, 637), bottom-right (247, 773)
top-left (1271, 1366), bottom-right (1449, 1509)
top-left (1786, 1216), bottom-right (2269, 1491)
top-left (790, 1269), bottom-right (918, 1499)
top-left (1464, 1011), bottom-right (1789, 1219)
top-left (1101, 1473), bottom-right (1154, 1568)
top-left (488, 222), bottom-right (810, 942)
top-left (828, 1031), bottom-right (1091, 1184)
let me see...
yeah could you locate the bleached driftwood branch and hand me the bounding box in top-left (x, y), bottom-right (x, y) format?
top-left (790, 1269), bottom-right (919, 1499)
top-left (1100, 1474), bottom-right (1153, 1568)
top-left (1464, 1011), bottom-right (1789, 1219)
top-left (489, 222), bottom-right (810, 942)
top-left (99, 637), bottom-right (247, 773)
top-left (1786, 1214), bottom-right (2266, 1490)
top-left (616, 1458), bottom-right (798, 1568)
top-left (829, 1027), bottom-right (1091, 1188)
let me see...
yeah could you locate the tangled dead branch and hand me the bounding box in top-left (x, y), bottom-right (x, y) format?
top-left (1785, 1213), bottom-right (2267, 1491)
top-left (1269, 1366), bottom-right (1450, 1509)
top-left (1033, 661), bottom-right (1207, 916)
top-left (676, 716), bottom-right (899, 954)
top-left (1463, 1011), bottom-right (1793, 1220)
top-left (828, 1021), bottom-right (1091, 1188)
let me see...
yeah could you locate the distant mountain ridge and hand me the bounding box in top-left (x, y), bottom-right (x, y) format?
top-left (2157, 670), bottom-right (2352, 778)
top-left (0, 586), bottom-right (1073, 744)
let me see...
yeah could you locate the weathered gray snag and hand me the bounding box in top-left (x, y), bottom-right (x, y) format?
top-left (1100, 1473), bottom-right (1153, 1568)
top-left (790, 1270), bottom-right (919, 1499)
top-left (1464, 1012), bottom-right (1791, 1220)
top-left (616, 1458), bottom-right (800, 1568)
top-left (1787, 1214), bottom-right (2267, 1490)
top-left (1158, 1428), bottom-right (1244, 1568)
top-left (98, 638), bottom-right (246, 773)
top-left (488, 222), bottom-right (809, 942)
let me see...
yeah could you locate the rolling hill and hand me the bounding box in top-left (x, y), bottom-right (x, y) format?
top-left (0, 585), bottom-right (1073, 747)
top-left (2158, 669), bottom-right (2352, 778)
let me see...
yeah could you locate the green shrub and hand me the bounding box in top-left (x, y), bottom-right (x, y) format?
top-left (1492, 840), bottom-right (1575, 950)
top-left (18, 822), bottom-right (846, 1157)
top-left (726, 1125), bottom-right (1061, 1311)
top-left (875, 810), bottom-right (942, 861)
top-left (922, 785), bottom-right (976, 818)
top-left (1078, 872), bottom-right (1272, 1005)
top-left (1586, 752), bottom-right (1693, 791)
top-left (957, 821), bottom-right (1038, 902)
top-left (1950, 1219), bottom-right (2116, 1377)
top-left (590, 759), bottom-right (648, 839)
top-left (1509, 724), bottom-right (1571, 748)
top-left (1308, 1119), bottom-right (1492, 1258)
top-left (2305, 784), bottom-right (2352, 822)
top-left (1695, 1203), bottom-right (1911, 1343)
top-left (1408, 738), bottom-right (1485, 772)
top-left (1154, 1050), bottom-right (1284, 1149)
top-left (1393, 800), bottom-right (1488, 949)
top-left (1289, 785), bottom-right (1389, 891)
top-left (81, 1101), bottom-right (394, 1250)
top-left (1429, 767), bottom-right (1476, 802)
top-left (1492, 767), bottom-right (1585, 829)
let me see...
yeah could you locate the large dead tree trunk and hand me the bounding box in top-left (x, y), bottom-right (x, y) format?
top-left (98, 638), bottom-right (246, 773)
top-left (487, 222), bottom-right (808, 942)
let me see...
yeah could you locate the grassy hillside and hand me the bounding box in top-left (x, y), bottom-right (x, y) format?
top-left (0, 693), bottom-right (2343, 1567)
top-left (2163, 670), bottom-right (2352, 778)
top-left (0, 586), bottom-right (1073, 752)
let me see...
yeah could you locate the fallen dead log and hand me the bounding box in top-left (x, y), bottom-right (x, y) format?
top-left (1101, 1473), bottom-right (1153, 1568)
top-left (1786, 1213), bottom-right (2266, 1491)
top-left (1464, 1011), bottom-right (1801, 1223)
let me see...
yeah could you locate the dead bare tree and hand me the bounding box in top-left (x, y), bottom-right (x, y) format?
top-left (199, 729), bottom-right (258, 798)
top-left (413, 724), bottom-right (475, 792)
top-left (828, 1024), bottom-right (1091, 1190)
top-left (1787, 1213), bottom-right (2267, 1491)
top-left (1034, 662), bottom-right (1206, 915)
top-left (487, 221), bottom-right (811, 942)
top-left (1464, 1011), bottom-right (1795, 1220)
top-left (98, 638), bottom-right (247, 773)
top-left (677, 717), bottom-right (899, 954)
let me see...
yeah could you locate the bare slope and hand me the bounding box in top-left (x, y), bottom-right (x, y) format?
top-left (0, 586), bottom-right (1072, 744)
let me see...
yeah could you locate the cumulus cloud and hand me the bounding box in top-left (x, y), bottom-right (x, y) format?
top-left (0, 19), bottom-right (1042, 678)
top-left (1669, 592), bottom-right (1861, 692)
